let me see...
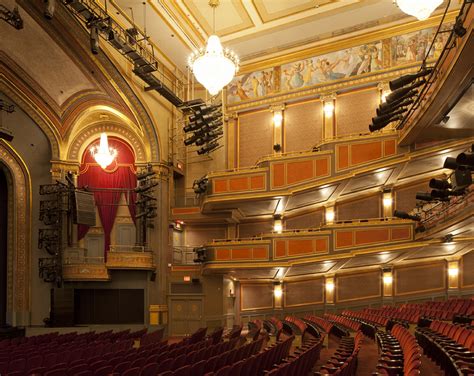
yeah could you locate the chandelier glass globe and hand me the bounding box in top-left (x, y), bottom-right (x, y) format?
top-left (90, 133), bottom-right (117, 169)
top-left (189, 35), bottom-right (239, 96)
top-left (396, 0), bottom-right (443, 21)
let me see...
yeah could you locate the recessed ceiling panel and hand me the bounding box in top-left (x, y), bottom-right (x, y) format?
top-left (399, 148), bottom-right (465, 179)
top-left (286, 261), bottom-right (337, 277)
top-left (403, 243), bottom-right (469, 260)
top-left (341, 169), bottom-right (393, 195)
top-left (341, 252), bottom-right (401, 269)
top-left (253, 0), bottom-right (334, 23)
top-left (230, 268), bottom-right (280, 279)
top-left (286, 185), bottom-right (338, 211)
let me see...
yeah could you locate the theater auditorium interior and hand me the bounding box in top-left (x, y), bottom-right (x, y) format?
top-left (0, 0), bottom-right (473, 375)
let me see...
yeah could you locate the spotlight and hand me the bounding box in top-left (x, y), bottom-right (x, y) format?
top-left (197, 141), bottom-right (219, 155)
top-left (453, 17), bottom-right (467, 38)
top-left (192, 177), bottom-right (208, 194)
top-left (429, 178), bottom-right (451, 190)
top-left (443, 157), bottom-right (458, 170)
top-left (389, 68), bottom-right (433, 91)
top-left (372, 108), bottom-right (407, 125)
top-left (44, 0), bottom-right (56, 19)
top-left (416, 192), bottom-right (434, 202)
top-left (369, 115), bottom-right (404, 132)
top-left (184, 133), bottom-right (199, 146)
top-left (90, 25), bottom-right (99, 54)
top-left (377, 98), bottom-right (414, 116)
top-left (385, 80), bottom-right (425, 104)
top-left (380, 90), bottom-right (418, 110)
top-left (430, 189), bottom-right (450, 199)
top-left (393, 210), bottom-right (421, 221)
top-left (193, 246), bottom-right (208, 263)
top-left (456, 152), bottom-right (474, 169)
top-left (443, 234), bottom-right (454, 243)
top-left (451, 169), bottom-right (472, 191)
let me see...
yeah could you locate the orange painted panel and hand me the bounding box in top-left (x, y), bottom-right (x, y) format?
top-left (214, 179), bottom-right (228, 193)
top-left (384, 139), bottom-right (396, 156)
top-left (229, 177), bottom-right (249, 191)
top-left (315, 238), bottom-right (328, 253)
top-left (273, 163), bottom-right (285, 187)
top-left (286, 160), bottom-right (314, 185)
top-left (252, 247), bottom-right (268, 259)
top-left (172, 207), bottom-right (200, 214)
top-left (338, 145), bottom-right (349, 169)
top-left (216, 249), bottom-right (231, 261)
top-left (336, 231), bottom-right (353, 248)
top-left (391, 227), bottom-right (411, 241)
top-left (288, 239), bottom-right (314, 255)
top-left (315, 158), bottom-right (329, 176)
top-left (232, 248), bottom-right (252, 260)
top-left (355, 228), bottom-right (390, 245)
top-left (250, 175), bottom-right (265, 190)
top-left (275, 240), bottom-right (286, 258)
top-left (351, 141), bottom-right (383, 165)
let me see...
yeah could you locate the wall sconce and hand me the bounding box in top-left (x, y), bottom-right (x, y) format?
top-left (273, 214), bottom-right (283, 234)
top-left (323, 101), bottom-right (334, 117)
top-left (448, 267), bottom-right (459, 277)
top-left (383, 196), bottom-right (393, 208)
top-left (325, 206), bottom-right (335, 224)
top-left (383, 274), bottom-right (393, 284)
top-left (273, 284), bottom-right (283, 298)
top-left (273, 110), bottom-right (283, 127)
top-left (325, 281), bottom-right (335, 292)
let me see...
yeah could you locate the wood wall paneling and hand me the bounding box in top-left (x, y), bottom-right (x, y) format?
top-left (336, 271), bottom-right (381, 302)
top-left (336, 89), bottom-right (379, 137)
top-left (239, 111), bottom-right (273, 168)
top-left (395, 262), bottom-right (446, 296)
top-left (285, 210), bottom-right (323, 230)
top-left (461, 250), bottom-right (474, 288)
top-left (284, 279), bottom-right (324, 307)
top-left (186, 226), bottom-right (227, 246)
top-left (240, 283), bottom-right (274, 311)
top-left (336, 195), bottom-right (380, 221)
top-left (238, 221), bottom-right (273, 238)
top-left (285, 101), bottom-right (323, 152)
top-left (395, 181), bottom-right (431, 213)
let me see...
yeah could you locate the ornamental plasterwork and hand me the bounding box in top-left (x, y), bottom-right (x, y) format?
top-left (0, 141), bottom-right (31, 313)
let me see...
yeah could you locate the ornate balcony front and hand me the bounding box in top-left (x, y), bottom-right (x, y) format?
top-left (106, 245), bottom-right (155, 270)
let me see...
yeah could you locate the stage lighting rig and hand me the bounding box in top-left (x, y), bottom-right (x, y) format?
top-left (193, 246), bottom-right (208, 263)
top-left (389, 68), bottom-right (433, 91)
top-left (0, 4), bottom-right (23, 29)
top-left (193, 176), bottom-right (208, 195)
top-left (393, 210), bottom-right (421, 221)
top-left (135, 164), bottom-right (157, 246)
top-left (182, 100), bottom-right (223, 155)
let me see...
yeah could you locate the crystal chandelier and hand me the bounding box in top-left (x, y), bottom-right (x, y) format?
top-left (90, 133), bottom-right (117, 169)
top-left (396, 0), bottom-right (443, 21)
top-left (188, 0), bottom-right (239, 96)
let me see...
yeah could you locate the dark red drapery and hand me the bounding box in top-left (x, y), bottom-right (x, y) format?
top-left (77, 137), bottom-right (136, 259)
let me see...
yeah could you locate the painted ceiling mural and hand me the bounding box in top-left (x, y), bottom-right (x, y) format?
top-left (226, 23), bottom-right (451, 104)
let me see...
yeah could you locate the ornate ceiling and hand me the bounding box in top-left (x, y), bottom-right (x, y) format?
top-left (110, 0), bottom-right (457, 70)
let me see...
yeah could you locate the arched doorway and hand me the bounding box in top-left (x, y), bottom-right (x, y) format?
top-left (0, 168), bottom-right (7, 327)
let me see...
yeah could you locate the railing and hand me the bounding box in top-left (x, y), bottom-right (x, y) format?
top-left (108, 245), bottom-right (151, 253)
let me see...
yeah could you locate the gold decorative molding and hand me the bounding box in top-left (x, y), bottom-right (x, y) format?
top-left (0, 140), bottom-right (31, 315)
top-left (62, 263), bottom-right (110, 281)
top-left (106, 251), bottom-right (155, 270)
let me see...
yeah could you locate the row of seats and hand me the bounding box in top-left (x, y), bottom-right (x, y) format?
top-left (0, 327), bottom-right (226, 376)
top-left (374, 324), bottom-right (422, 375)
top-left (364, 298), bottom-right (474, 323)
top-left (265, 336), bottom-right (324, 375)
top-left (343, 310), bottom-right (389, 327)
top-left (205, 336), bottom-right (293, 376)
top-left (324, 314), bottom-right (362, 332)
top-left (283, 316), bottom-right (307, 336)
top-left (304, 315), bottom-right (333, 334)
top-left (315, 331), bottom-right (364, 375)
top-left (416, 320), bottom-right (474, 375)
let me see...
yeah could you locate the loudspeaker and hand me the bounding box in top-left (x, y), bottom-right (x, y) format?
top-left (150, 271), bottom-right (157, 282)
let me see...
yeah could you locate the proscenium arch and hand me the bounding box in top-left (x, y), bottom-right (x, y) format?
top-left (0, 140), bottom-right (32, 326)
top-left (67, 121), bottom-right (149, 164)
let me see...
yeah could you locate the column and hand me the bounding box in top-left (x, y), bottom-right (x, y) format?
top-left (382, 188), bottom-right (393, 218)
top-left (226, 112), bottom-right (238, 170)
top-left (325, 276), bottom-right (335, 305)
top-left (325, 205), bottom-right (335, 225)
top-left (382, 267), bottom-right (394, 303)
top-left (273, 282), bottom-right (283, 310)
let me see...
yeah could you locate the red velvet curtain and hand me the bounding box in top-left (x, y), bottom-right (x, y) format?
top-left (77, 137), bottom-right (136, 259)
